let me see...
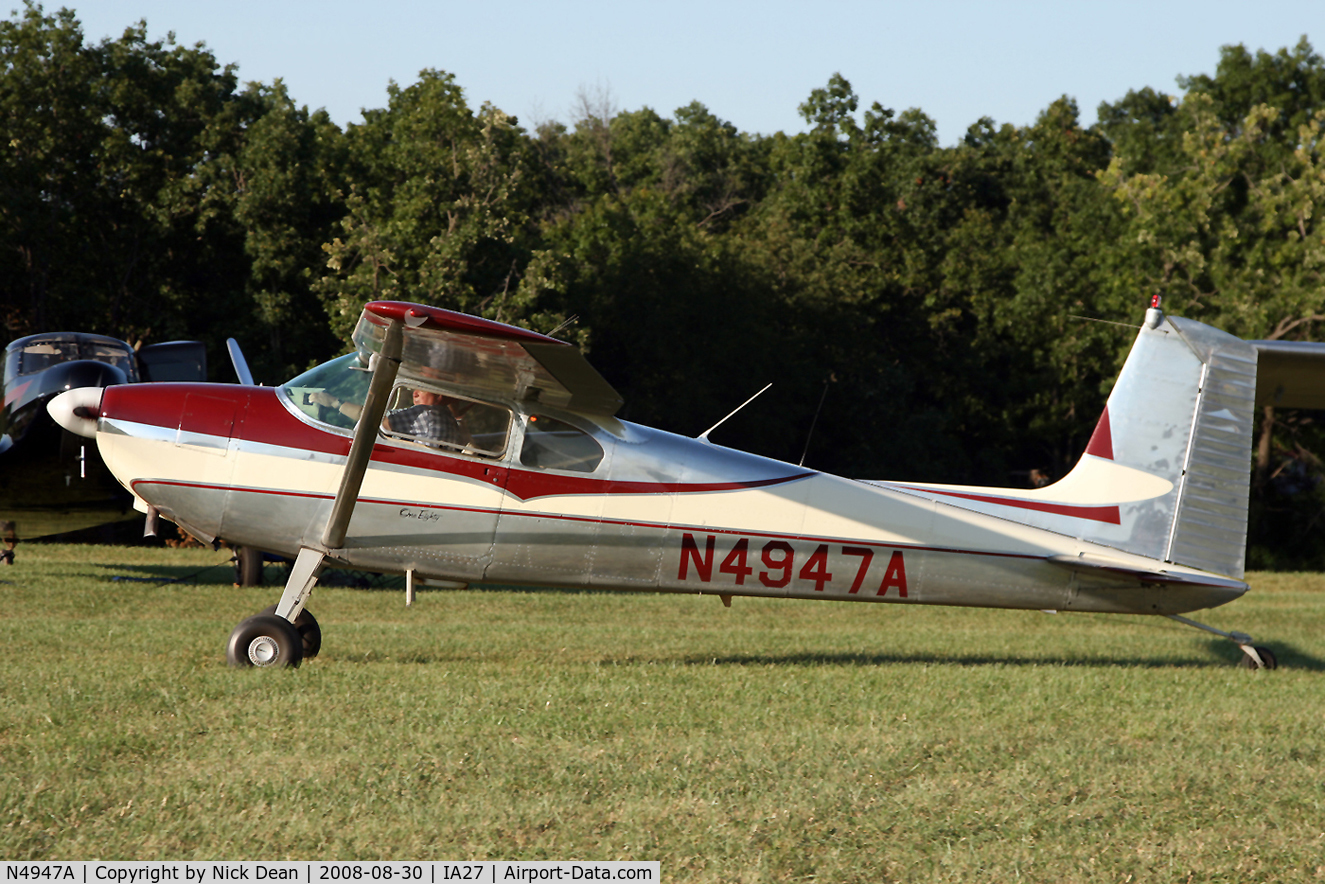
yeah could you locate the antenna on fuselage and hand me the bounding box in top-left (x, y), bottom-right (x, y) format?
top-left (798, 373), bottom-right (835, 467)
top-left (698, 383), bottom-right (772, 442)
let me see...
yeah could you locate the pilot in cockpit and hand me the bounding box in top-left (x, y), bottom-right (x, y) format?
top-left (385, 389), bottom-right (472, 449)
top-left (308, 387), bottom-right (473, 450)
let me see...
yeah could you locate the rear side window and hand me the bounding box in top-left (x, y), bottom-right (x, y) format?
top-left (520, 414), bottom-right (603, 472)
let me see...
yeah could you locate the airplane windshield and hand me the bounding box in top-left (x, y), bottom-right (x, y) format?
top-left (282, 354), bottom-right (371, 431)
top-left (14, 338), bottom-right (139, 381)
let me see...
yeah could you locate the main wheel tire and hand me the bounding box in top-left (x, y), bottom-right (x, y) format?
top-left (1238, 646), bottom-right (1278, 670)
top-left (260, 605), bottom-right (322, 659)
top-left (226, 614), bottom-right (303, 668)
top-left (235, 546), bottom-right (264, 586)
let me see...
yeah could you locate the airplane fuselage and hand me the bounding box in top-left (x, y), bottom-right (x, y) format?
top-left (93, 381), bottom-right (1243, 616)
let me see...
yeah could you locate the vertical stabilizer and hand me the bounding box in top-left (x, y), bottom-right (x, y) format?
top-left (1051, 309), bottom-right (1257, 577)
top-left (874, 306), bottom-right (1258, 578)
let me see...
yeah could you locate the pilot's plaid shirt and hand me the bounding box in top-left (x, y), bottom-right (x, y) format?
top-left (386, 405), bottom-right (463, 448)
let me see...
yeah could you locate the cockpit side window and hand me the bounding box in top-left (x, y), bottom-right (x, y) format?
top-left (520, 414), bottom-right (604, 472)
top-left (283, 356), bottom-right (511, 457)
top-left (380, 385), bottom-right (510, 458)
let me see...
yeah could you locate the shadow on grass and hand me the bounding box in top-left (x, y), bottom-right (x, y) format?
top-left (96, 560), bottom-right (237, 586)
top-left (324, 648), bottom-right (1298, 670)
top-left (314, 641), bottom-right (1325, 670)
top-left (678, 642), bottom-right (1325, 671)
top-left (676, 651), bottom-right (1226, 669)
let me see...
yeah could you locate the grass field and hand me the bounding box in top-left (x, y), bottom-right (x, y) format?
top-left (1, 544), bottom-right (1323, 881)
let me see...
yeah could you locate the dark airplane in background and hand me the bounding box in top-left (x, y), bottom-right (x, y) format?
top-left (0, 332), bottom-right (207, 549)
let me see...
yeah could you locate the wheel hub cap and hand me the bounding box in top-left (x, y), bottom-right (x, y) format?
top-left (247, 635), bottom-right (280, 666)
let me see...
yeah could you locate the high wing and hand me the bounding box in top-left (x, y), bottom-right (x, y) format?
top-left (353, 301), bottom-right (623, 416)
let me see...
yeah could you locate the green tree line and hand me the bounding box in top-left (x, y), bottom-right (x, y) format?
top-left (4, 4), bottom-right (1324, 565)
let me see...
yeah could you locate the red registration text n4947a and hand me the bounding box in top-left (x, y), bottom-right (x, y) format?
top-left (678, 533), bottom-right (908, 597)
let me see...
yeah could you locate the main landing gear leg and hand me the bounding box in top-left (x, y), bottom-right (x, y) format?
top-left (227, 547), bottom-right (326, 668)
top-left (1166, 614), bottom-right (1277, 670)
top-left (275, 547), bottom-right (325, 623)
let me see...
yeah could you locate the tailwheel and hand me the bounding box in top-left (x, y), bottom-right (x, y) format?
top-left (227, 614), bottom-right (304, 668)
top-left (260, 605), bottom-right (321, 658)
top-left (1238, 646), bottom-right (1278, 671)
top-left (1166, 615), bottom-right (1278, 672)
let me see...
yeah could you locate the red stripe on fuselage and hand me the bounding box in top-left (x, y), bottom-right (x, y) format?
top-left (129, 477), bottom-right (1046, 564)
top-left (102, 383), bottom-right (812, 501)
top-left (891, 485), bottom-right (1122, 525)
top-left (103, 383), bottom-right (350, 456)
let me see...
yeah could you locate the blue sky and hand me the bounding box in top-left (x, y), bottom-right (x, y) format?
top-left (71, 1), bottom-right (1319, 145)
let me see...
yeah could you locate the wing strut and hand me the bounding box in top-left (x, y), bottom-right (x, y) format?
top-left (275, 320), bottom-right (405, 622)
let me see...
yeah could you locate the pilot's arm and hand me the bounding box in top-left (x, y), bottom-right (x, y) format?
top-left (309, 391), bottom-right (363, 421)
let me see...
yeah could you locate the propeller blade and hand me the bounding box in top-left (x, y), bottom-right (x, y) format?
top-left (226, 338), bottom-right (256, 386)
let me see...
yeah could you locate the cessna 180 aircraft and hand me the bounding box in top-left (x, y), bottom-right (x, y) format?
top-left (48, 298), bottom-right (1325, 670)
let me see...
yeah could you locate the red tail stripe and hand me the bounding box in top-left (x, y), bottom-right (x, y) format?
top-left (1085, 406), bottom-right (1114, 460)
top-left (895, 486), bottom-right (1122, 525)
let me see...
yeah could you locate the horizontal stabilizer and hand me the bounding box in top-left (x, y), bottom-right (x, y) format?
top-left (1046, 553), bottom-right (1248, 592)
top-left (1251, 340), bottom-right (1325, 409)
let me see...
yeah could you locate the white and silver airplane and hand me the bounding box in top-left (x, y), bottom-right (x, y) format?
top-left (49, 297), bottom-right (1325, 669)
